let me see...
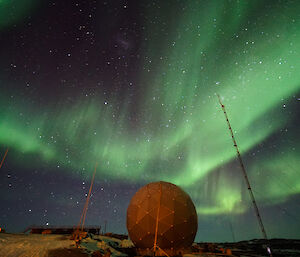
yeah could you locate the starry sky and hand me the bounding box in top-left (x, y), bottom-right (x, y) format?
top-left (0, 0), bottom-right (300, 242)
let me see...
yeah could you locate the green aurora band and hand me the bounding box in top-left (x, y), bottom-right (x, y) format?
top-left (0, 0), bottom-right (39, 29)
top-left (1, 1), bottom-right (300, 216)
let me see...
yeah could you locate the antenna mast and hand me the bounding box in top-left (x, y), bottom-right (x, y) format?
top-left (217, 94), bottom-right (273, 257)
top-left (0, 148), bottom-right (9, 169)
top-left (74, 163), bottom-right (98, 244)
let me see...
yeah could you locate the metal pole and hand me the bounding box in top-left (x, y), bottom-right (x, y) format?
top-left (0, 148), bottom-right (9, 169)
top-left (153, 182), bottom-right (162, 256)
top-left (217, 94), bottom-right (273, 257)
top-left (104, 220), bottom-right (107, 234)
top-left (74, 163), bottom-right (98, 242)
top-left (81, 163), bottom-right (98, 230)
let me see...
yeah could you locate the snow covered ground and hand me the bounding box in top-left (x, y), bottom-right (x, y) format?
top-left (0, 233), bottom-right (132, 257)
top-left (0, 233), bottom-right (82, 257)
top-left (1, 233), bottom-right (299, 257)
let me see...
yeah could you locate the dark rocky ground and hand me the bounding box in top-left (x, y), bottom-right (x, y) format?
top-left (48, 248), bottom-right (89, 257)
top-left (198, 238), bottom-right (300, 257)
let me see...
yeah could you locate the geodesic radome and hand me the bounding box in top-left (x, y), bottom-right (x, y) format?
top-left (126, 181), bottom-right (198, 250)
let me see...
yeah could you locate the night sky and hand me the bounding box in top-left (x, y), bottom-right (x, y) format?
top-left (0, 0), bottom-right (300, 242)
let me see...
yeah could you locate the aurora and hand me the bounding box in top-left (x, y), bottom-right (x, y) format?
top-left (0, 0), bottom-right (299, 241)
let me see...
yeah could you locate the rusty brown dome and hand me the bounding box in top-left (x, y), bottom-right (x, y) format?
top-left (126, 181), bottom-right (198, 250)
